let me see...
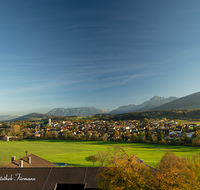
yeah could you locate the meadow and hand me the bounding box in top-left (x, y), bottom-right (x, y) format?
top-left (178, 119), bottom-right (200, 125)
top-left (0, 139), bottom-right (200, 167)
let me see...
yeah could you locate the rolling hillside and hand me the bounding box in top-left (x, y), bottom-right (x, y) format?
top-left (9, 113), bottom-right (53, 121)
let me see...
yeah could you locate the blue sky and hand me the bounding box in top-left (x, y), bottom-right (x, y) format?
top-left (1, 0), bottom-right (200, 115)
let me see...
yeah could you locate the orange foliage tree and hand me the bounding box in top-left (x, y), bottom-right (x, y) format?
top-left (151, 150), bottom-right (200, 190)
top-left (95, 147), bottom-right (200, 190)
top-left (95, 146), bottom-right (151, 190)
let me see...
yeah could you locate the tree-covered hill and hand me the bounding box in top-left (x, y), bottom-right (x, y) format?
top-left (9, 113), bottom-right (54, 121)
top-left (97, 109), bottom-right (200, 121)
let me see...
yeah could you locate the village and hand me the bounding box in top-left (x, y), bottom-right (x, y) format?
top-left (0, 118), bottom-right (198, 145)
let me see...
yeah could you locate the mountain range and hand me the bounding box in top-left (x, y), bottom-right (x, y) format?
top-left (152, 91), bottom-right (200, 111)
top-left (45, 96), bottom-right (180, 116)
top-left (46, 107), bottom-right (111, 117)
top-left (2, 91), bottom-right (200, 121)
top-left (110, 96), bottom-right (178, 114)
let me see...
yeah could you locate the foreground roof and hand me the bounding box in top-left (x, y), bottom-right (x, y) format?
top-left (0, 167), bottom-right (99, 190)
top-left (2, 154), bottom-right (56, 168)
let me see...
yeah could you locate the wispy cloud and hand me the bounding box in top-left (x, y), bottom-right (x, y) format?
top-left (81, 70), bottom-right (162, 102)
top-left (0, 78), bottom-right (84, 96)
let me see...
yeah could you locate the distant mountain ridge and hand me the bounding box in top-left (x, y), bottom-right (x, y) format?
top-left (110, 96), bottom-right (178, 114)
top-left (152, 91), bottom-right (200, 111)
top-left (4, 92), bottom-right (200, 121)
top-left (9, 113), bottom-right (54, 121)
top-left (46, 107), bottom-right (111, 116)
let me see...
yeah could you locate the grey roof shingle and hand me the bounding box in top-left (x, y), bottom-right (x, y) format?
top-left (2, 154), bottom-right (56, 168)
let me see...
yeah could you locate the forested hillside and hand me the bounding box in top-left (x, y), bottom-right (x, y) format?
top-left (97, 109), bottom-right (200, 121)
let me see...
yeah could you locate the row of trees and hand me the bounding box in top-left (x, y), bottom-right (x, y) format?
top-left (41, 127), bottom-right (200, 147)
top-left (4, 127), bottom-right (200, 148)
top-left (89, 146), bottom-right (200, 190)
top-left (131, 129), bottom-right (200, 147)
top-left (62, 131), bottom-right (108, 141)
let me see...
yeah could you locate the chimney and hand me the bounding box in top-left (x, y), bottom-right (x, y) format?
top-left (12, 156), bottom-right (16, 162)
top-left (28, 157), bottom-right (31, 164)
top-left (19, 160), bottom-right (23, 167)
top-left (140, 159), bottom-right (143, 163)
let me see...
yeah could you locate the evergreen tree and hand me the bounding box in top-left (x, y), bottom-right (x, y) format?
top-left (146, 130), bottom-right (152, 141)
top-left (158, 130), bottom-right (164, 141)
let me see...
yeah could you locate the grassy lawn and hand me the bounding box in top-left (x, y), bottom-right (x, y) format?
top-left (178, 120), bottom-right (200, 125)
top-left (0, 139), bottom-right (200, 167)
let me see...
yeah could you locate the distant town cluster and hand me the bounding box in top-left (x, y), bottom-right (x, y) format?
top-left (0, 118), bottom-right (200, 146)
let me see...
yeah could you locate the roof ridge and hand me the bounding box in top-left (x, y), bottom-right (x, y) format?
top-left (0, 154), bottom-right (56, 168)
top-left (21, 154), bottom-right (56, 165)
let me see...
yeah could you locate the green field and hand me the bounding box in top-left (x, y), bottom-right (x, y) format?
top-left (1, 139), bottom-right (200, 167)
top-left (178, 120), bottom-right (200, 125)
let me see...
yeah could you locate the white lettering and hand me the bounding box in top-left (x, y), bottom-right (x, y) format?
top-left (0, 174), bottom-right (13, 181)
top-left (0, 173), bottom-right (35, 181)
top-left (15, 173), bottom-right (36, 181)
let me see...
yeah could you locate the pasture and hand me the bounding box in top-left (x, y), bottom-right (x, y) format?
top-left (178, 119), bottom-right (200, 125)
top-left (0, 139), bottom-right (200, 167)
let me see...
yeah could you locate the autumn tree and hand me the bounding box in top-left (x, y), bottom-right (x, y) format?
top-left (17, 131), bottom-right (24, 141)
top-left (114, 130), bottom-right (119, 136)
top-left (143, 118), bottom-right (149, 126)
top-left (76, 133), bottom-right (84, 140)
top-left (43, 131), bottom-right (51, 139)
top-left (91, 131), bottom-right (99, 141)
top-left (192, 133), bottom-right (200, 146)
top-left (63, 131), bottom-right (74, 140)
top-left (11, 125), bottom-right (21, 134)
top-left (85, 131), bottom-right (92, 140)
top-left (51, 131), bottom-right (58, 139)
top-left (151, 134), bottom-right (158, 143)
top-left (101, 133), bottom-right (108, 141)
top-left (151, 150), bottom-right (200, 190)
top-left (24, 131), bottom-right (31, 139)
top-left (96, 146), bottom-right (151, 190)
top-left (125, 131), bottom-right (131, 139)
top-left (131, 133), bottom-right (138, 142)
top-left (138, 131), bottom-right (145, 142)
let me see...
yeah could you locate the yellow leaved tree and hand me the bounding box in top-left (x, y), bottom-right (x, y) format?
top-left (151, 150), bottom-right (200, 190)
top-left (95, 146), bottom-right (151, 190)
